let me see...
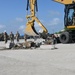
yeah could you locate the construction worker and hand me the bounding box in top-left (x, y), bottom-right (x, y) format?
top-left (10, 32), bottom-right (14, 43)
top-left (51, 34), bottom-right (57, 49)
top-left (24, 34), bottom-right (27, 41)
top-left (4, 31), bottom-right (8, 43)
top-left (16, 31), bottom-right (20, 42)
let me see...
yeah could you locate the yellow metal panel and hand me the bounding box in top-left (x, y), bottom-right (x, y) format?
top-left (54, 0), bottom-right (75, 4)
top-left (25, 24), bottom-right (38, 36)
top-left (67, 25), bottom-right (75, 29)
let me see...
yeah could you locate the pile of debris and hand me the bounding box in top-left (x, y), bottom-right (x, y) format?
top-left (5, 41), bottom-right (41, 49)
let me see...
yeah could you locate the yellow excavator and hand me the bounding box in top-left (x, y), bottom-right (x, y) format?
top-left (25, 0), bottom-right (48, 36)
top-left (54, 0), bottom-right (75, 43)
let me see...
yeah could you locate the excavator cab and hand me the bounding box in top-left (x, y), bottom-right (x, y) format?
top-left (65, 4), bottom-right (75, 28)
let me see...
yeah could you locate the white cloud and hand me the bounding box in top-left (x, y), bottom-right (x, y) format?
top-left (19, 25), bottom-right (25, 30)
top-left (34, 22), bottom-right (39, 27)
top-left (0, 24), bottom-right (5, 29)
top-left (19, 25), bottom-right (25, 32)
top-left (34, 22), bottom-right (43, 31)
top-left (34, 20), bottom-right (48, 32)
top-left (50, 18), bottom-right (61, 26)
top-left (49, 11), bottom-right (60, 16)
top-left (16, 18), bottom-right (24, 22)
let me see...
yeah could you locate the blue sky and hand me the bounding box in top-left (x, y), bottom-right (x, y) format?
top-left (0, 0), bottom-right (64, 35)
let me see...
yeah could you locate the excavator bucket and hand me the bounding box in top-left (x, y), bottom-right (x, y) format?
top-left (25, 22), bottom-right (38, 36)
top-left (53, 0), bottom-right (75, 4)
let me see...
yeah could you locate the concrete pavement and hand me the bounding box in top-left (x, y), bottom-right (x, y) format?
top-left (0, 43), bottom-right (75, 75)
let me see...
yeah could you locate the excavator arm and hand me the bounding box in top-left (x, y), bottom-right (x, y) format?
top-left (35, 17), bottom-right (48, 33)
top-left (25, 0), bottom-right (48, 36)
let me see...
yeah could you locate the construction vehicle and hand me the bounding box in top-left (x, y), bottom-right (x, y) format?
top-left (25, 0), bottom-right (48, 36)
top-left (54, 0), bottom-right (75, 43)
top-left (0, 33), bottom-right (4, 41)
